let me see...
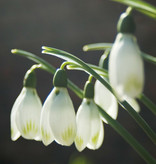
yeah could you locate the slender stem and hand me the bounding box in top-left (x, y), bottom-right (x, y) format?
top-left (121, 100), bottom-right (156, 144)
top-left (138, 93), bottom-right (156, 116)
top-left (97, 105), bottom-right (156, 164)
top-left (126, 6), bottom-right (133, 14)
top-left (60, 61), bottom-right (73, 69)
top-left (11, 49), bottom-right (83, 99)
top-left (42, 47), bottom-right (156, 145)
top-left (142, 52), bottom-right (156, 65)
top-left (88, 75), bottom-right (93, 82)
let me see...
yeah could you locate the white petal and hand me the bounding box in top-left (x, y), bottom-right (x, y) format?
top-left (109, 33), bottom-right (144, 100)
top-left (40, 90), bottom-right (55, 146)
top-left (10, 89), bottom-right (25, 141)
top-left (75, 98), bottom-right (91, 152)
top-left (15, 87), bottom-right (42, 140)
top-left (125, 97), bottom-right (140, 113)
top-left (94, 80), bottom-right (118, 123)
top-left (86, 101), bottom-right (104, 150)
top-left (87, 120), bottom-right (104, 150)
top-left (48, 87), bottom-right (76, 146)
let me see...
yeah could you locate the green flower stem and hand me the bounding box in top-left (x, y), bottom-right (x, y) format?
top-left (83, 43), bottom-right (112, 51)
top-left (83, 43), bottom-right (156, 66)
top-left (11, 49), bottom-right (83, 99)
top-left (142, 52), bottom-right (156, 65)
top-left (97, 104), bottom-right (156, 164)
top-left (121, 100), bottom-right (156, 145)
top-left (60, 61), bottom-right (74, 69)
top-left (42, 47), bottom-right (156, 145)
top-left (138, 93), bottom-right (156, 116)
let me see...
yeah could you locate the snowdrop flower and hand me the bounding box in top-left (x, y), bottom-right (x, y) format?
top-left (94, 79), bottom-right (118, 123)
top-left (11, 70), bottom-right (42, 141)
top-left (40, 69), bottom-right (76, 146)
top-left (109, 13), bottom-right (144, 101)
top-left (75, 81), bottom-right (104, 152)
top-left (124, 97), bottom-right (140, 113)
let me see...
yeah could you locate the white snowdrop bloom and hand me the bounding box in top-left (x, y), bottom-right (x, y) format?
top-left (75, 98), bottom-right (104, 152)
top-left (124, 97), bottom-right (140, 113)
top-left (94, 79), bottom-right (118, 123)
top-left (11, 87), bottom-right (42, 141)
top-left (41, 87), bottom-right (76, 146)
top-left (109, 33), bottom-right (144, 100)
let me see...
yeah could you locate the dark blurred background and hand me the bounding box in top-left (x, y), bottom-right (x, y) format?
top-left (0, 0), bottom-right (156, 164)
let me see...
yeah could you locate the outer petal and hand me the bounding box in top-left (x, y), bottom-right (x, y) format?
top-left (15, 87), bottom-right (42, 140)
top-left (10, 89), bottom-right (25, 141)
top-left (49, 87), bottom-right (76, 146)
top-left (86, 100), bottom-right (104, 150)
top-left (75, 98), bottom-right (91, 152)
top-left (87, 120), bottom-right (104, 150)
top-left (40, 90), bottom-right (55, 146)
top-left (94, 80), bottom-right (118, 123)
top-left (125, 97), bottom-right (140, 113)
top-left (109, 33), bottom-right (144, 100)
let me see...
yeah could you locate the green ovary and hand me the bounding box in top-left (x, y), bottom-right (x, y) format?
top-left (61, 126), bottom-right (75, 144)
top-left (91, 132), bottom-right (99, 145)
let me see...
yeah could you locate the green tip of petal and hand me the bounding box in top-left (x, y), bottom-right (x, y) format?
top-left (75, 136), bottom-right (84, 152)
top-left (91, 132), bottom-right (100, 146)
top-left (61, 126), bottom-right (75, 146)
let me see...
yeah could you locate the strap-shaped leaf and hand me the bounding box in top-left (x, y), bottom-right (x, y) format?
top-left (113, 0), bottom-right (156, 20)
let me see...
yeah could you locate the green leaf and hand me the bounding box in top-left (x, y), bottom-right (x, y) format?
top-left (142, 52), bottom-right (156, 65)
top-left (83, 43), bottom-right (113, 51)
top-left (113, 0), bottom-right (156, 20)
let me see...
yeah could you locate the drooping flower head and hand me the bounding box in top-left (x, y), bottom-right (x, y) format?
top-left (94, 51), bottom-right (118, 123)
top-left (40, 68), bottom-right (76, 146)
top-left (11, 70), bottom-right (42, 141)
top-left (75, 81), bottom-right (104, 152)
top-left (108, 12), bottom-right (144, 100)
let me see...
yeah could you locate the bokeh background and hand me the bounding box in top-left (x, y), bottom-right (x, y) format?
top-left (1, 0), bottom-right (156, 163)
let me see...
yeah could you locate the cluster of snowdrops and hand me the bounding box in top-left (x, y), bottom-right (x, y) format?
top-left (10, 11), bottom-right (144, 152)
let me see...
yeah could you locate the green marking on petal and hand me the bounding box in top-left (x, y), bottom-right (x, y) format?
top-left (22, 120), bottom-right (38, 135)
top-left (11, 128), bottom-right (14, 137)
top-left (91, 132), bottom-right (99, 145)
top-left (75, 136), bottom-right (83, 148)
top-left (61, 126), bottom-right (75, 143)
top-left (124, 75), bottom-right (142, 95)
top-left (41, 127), bottom-right (51, 141)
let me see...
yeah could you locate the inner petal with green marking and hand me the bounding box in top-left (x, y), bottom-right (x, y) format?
top-left (61, 126), bottom-right (75, 145)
